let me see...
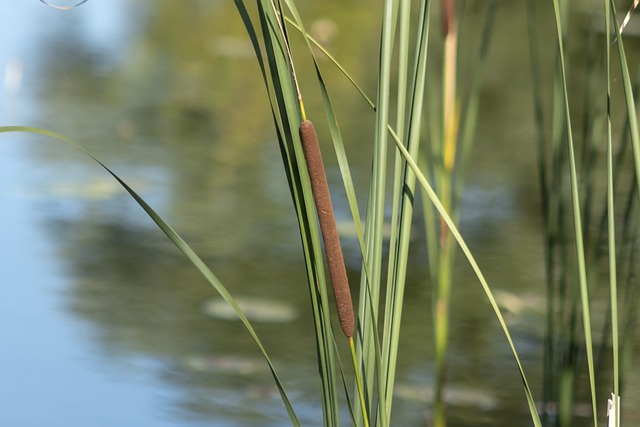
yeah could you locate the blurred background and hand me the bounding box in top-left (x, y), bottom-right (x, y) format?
top-left (0, 1), bottom-right (637, 426)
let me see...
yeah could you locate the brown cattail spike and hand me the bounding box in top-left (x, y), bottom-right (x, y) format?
top-left (299, 120), bottom-right (355, 338)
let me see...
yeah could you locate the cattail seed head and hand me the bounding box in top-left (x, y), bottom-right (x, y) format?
top-left (299, 119), bottom-right (355, 338)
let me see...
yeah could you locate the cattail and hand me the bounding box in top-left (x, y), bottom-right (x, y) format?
top-left (299, 119), bottom-right (355, 338)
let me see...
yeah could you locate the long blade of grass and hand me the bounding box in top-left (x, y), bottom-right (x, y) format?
top-left (334, 337), bottom-right (357, 426)
top-left (354, 1), bottom-right (400, 420)
top-left (550, 1), bottom-right (598, 423)
top-left (526, 0), bottom-right (564, 418)
top-left (282, 0), bottom-right (367, 262)
top-left (610, 0), bottom-right (640, 196)
top-left (0, 125), bottom-right (301, 426)
top-left (380, 1), bottom-right (431, 423)
top-left (604, 1), bottom-right (620, 424)
top-left (283, 17), bottom-right (375, 110)
top-left (457, 1), bottom-right (497, 182)
top-left (387, 128), bottom-right (542, 427)
top-left (382, 3), bottom-right (412, 401)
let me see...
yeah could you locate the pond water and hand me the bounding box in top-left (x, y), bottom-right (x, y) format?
top-left (0, 1), bottom-right (638, 426)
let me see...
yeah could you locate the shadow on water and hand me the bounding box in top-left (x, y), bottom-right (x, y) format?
top-left (3, 0), bottom-right (639, 426)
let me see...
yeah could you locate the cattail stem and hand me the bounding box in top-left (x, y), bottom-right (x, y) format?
top-left (299, 119), bottom-right (355, 339)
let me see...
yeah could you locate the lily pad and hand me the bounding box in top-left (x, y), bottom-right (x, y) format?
top-left (395, 383), bottom-right (498, 410)
top-left (202, 297), bottom-right (298, 323)
top-left (183, 354), bottom-right (266, 374)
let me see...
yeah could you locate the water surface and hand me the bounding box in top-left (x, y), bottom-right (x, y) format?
top-left (1, 1), bottom-right (637, 426)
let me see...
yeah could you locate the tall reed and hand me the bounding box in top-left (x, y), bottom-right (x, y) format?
top-left (422, 2), bottom-right (498, 425)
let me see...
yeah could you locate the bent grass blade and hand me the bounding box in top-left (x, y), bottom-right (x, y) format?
top-left (0, 126), bottom-right (301, 427)
top-left (389, 130), bottom-right (542, 427)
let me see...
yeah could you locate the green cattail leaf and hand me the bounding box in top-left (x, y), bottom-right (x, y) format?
top-left (389, 130), bottom-right (542, 427)
top-left (605, 0), bottom-right (620, 411)
top-left (610, 0), bottom-right (640, 196)
top-left (550, 1), bottom-right (598, 423)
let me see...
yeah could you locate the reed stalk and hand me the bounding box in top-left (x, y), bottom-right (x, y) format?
top-left (603, 3), bottom-right (620, 426)
top-left (432, 1), bottom-right (458, 425)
